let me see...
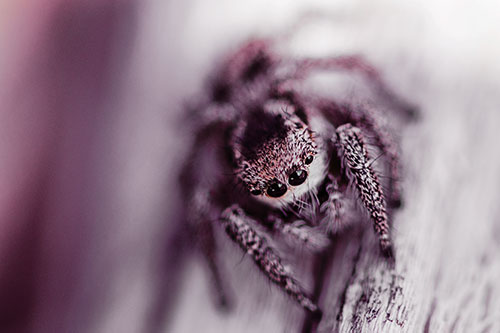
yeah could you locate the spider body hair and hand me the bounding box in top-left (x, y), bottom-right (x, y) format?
top-left (180, 37), bottom-right (416, 320)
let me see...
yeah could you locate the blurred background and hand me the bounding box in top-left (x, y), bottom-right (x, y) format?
top-left (1, 0), bottom-right (499, 332)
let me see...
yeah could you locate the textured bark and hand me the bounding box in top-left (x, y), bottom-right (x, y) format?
top-left (165, 2), bottom-right (500, 333)
top-left (315, 88), bottom-right (500, 332)
top-left (169, 72), bottom-right (500, 332)
top-left (169, 4), bottom-right (500, 332)
top-left (9, 1), bottom-right (497, 333)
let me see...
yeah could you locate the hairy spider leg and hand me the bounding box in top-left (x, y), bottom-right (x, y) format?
top-left (320, 176), bottom-right (349, 235)
top-left (349, 103), bottom-right (403, 208)
top-left (211, 38), bottom-right (275, 95)
top-left (196, 218), bottom-right (232, 310)
top-left (294, 55), bottom-right (418, 119)
top-left (335, 124), bottom-right (394, 258)
top-left (271, 216), bottom-right (330, 251)
top-left (315, 98), bottom-right (403, 208)
top-left (180, 126), bottom-right (235, 310)
top-left (220, 205), bottom-right (322, 317)
top-left (186, 187), bottom-right (232, 310)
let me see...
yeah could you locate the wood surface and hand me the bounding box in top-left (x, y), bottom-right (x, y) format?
top-left (166, 1), bottom-right (500, 332)
top-left (6, 1), bottom-right (498, 332)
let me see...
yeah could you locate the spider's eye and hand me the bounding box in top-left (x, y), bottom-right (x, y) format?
top-left (250, 189), bottom-right (262, 196)
top-left (288, 169), bottom-right (308, 186)
top-left (305, 155), bottom-right (314, 165)
top-left (266, 180), bottom-right (287, 198)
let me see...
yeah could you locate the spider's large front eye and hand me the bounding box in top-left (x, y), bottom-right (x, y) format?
top-left (266, 180), bottom-right (287, 198)
top-left (288, 169), bottom-right (307, 186)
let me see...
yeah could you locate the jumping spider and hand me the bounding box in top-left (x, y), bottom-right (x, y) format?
top-left (180, 38), bottom-right (416, 319)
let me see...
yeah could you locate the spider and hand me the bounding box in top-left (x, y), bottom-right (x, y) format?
top-left (180, 37), bottom-right (416, 320)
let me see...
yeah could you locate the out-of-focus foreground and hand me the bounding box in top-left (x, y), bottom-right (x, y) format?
top-left (1, 0), bottom-right (499, 332)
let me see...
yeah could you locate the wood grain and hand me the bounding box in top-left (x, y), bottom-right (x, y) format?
top-left (6, 1), bottom-right (497, 332)
top-left (167, 1), bottom-right (500, 332)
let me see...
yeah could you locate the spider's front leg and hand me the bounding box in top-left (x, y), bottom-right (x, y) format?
top-left (317, 100), bottom-right (403, 207)
top-left (271, 217), bottom-right (330, 252)
top-left (351, 103), bottom-right (403, 207)
top-left (335, 123), bottom-right (394, 258)
top-left (220, 205), bottom-right (321, 317)
top-left (319, 175), bottom-right (350, 235)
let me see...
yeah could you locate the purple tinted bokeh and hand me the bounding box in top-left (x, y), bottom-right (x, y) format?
top-left (0, 1), bottom-right (177, 332)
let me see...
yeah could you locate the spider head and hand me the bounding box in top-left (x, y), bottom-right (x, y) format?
top-left (232, 102), bottom-right (325, 207)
